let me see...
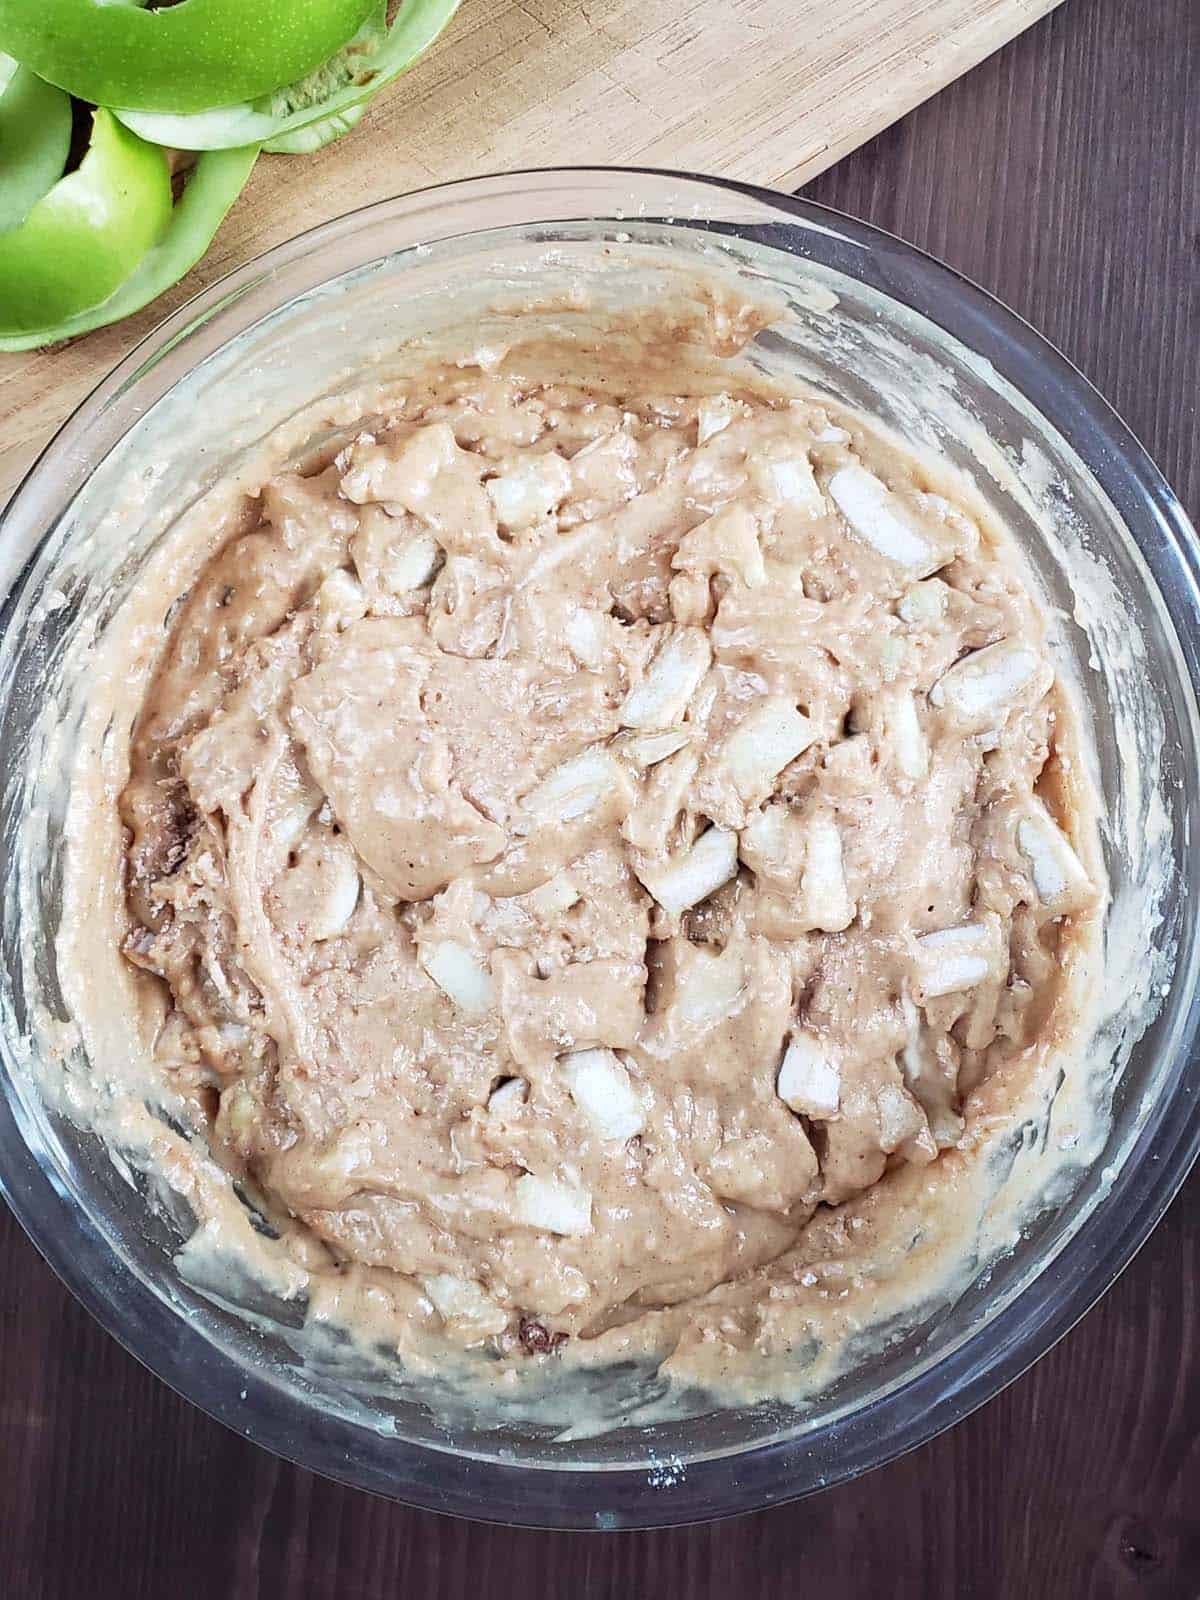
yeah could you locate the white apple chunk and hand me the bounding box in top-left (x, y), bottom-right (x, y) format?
top-left (696, 393), bottom-right (737, 443)
top-left (619, 627), bottom-right (712, 730)
top-left (929, 639), bottom-right (1051, 726)
top-left (271, 833), bottom-right (361, 942)
top-left (778, 1032), bottom-right (841, 1119)
top-left (739, 801), bottom-right (806, 890)
top-left (882, 689), bottom-right (928, 782)
top-left (829, 465), bottom-right (939, 573)
top-left (897, 577), bottom-right (950, 626)
top-left (315, 569), bottom-right (369, 630)
top-left (1016, 798), bottom-right (1094, 912)
top-left (799, 811), bottom-right (854, 932)
top-left (419, 939), bottom-right (495, 1015)
top-left (913, 922), bottom-right (999, 999)
top-left (519, 747), bottom-right (633, 828)
top-left (560, 1048), bottom-right (646, 1141)
top-left (620, 746), bottom-right (700, 856)
top-left (486, 1077), bottom-right (528, 1119)
top-left (752, 450), bottom-right (826, 516)
top-left (612, 727), bottom-right (692, 770)
top-left (341, 422), bottom-right (455, 505)
top-left (672, 504), bottom-right (766, 589)
top-left (513, 1174), bottom-right (593, 1236)
top-left (563, 606), bottom-right (605, 670)
top-left (486, 451), bottom-right (572, 531)
top-left (713, 696), bottom-right (815, 806)
top-left (633, 826), bottom-right (739, 916)
top-left (523, 873), bottom-right (582, 920)
top-left (422, 1274), bottom-right (509, 1340)
top-left (385, 527), bottom-right (443, 592)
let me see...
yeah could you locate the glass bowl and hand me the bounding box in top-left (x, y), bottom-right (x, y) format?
top-left (0, 170), bottom-right (1197, 1530)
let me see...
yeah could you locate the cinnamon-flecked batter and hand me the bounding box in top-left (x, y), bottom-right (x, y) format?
top-left (116, 354), bottom-right (1100, 1375)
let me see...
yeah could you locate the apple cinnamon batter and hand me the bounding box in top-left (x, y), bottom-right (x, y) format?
top-left (115, 353), bottom-right (1100, 1374)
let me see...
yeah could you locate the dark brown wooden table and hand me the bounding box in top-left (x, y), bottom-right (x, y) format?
top-left (2, 0), bottom-right (1197, 1593)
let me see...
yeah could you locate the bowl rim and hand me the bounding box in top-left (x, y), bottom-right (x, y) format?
top-left (1, 165), bottom-right (1198, 1530)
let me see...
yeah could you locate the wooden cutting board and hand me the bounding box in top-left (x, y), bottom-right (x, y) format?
top-left (0, 0), bottom-right (1063, 500)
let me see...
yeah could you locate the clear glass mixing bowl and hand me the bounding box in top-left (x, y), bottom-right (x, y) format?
top-left (0, 170), bottom-right (1197, 1529)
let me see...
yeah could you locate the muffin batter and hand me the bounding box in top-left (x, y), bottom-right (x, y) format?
top-left (115, 351), bottom-right (1100, 1375)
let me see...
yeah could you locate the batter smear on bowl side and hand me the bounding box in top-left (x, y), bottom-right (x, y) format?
top-left (113, 336), bottom-right (1102, 1392)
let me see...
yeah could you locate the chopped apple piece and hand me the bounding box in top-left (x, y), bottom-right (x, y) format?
top-left (384, 527), bottom-right (442, 592)
top-left (672, 504), bottom-right (766, 589)
top-left (487, 451), bottom-right (572, 531)
top-left (799, 811), bottom-right (854, 932)
top-left (560, 1048), bottom-right (646, 1141)
top-left (422, 1274), bottom-right (509, 1340)
top-left (619, 627), bottom-right (712, 730)
top-left (668, 571), bottom-right (712, 626)
top-left (665, 942), bottom-right (747, 1031)
top-left (752, 450), bottom-right (825, 516)
top-left (316, 569), bottom-right (369, 629)
top-left (739, 801), bottom-right (806, 890)
top-left (778, 1032), bottom-right (840, 1119)
top-left (419, 939), bottom-right (495, 1015)
top-left (613, 727), bottom-right (692, 770)
top-left (713, 696), bottom-right (815, 806)
top-left (563, 606), bottom-right (605, 670)
top-left (271, 833), bottom-right (360, 942)
top-left (340, 423), bottom-right (449, 502)
top-left (633, 826), bottom-right (738, 915)
top-left (696, 393), bottom-right (736, 443)
top-left (882, 689), bottom-right (928, 781)
top-left (897, 577), bottom-right (950, 625)
top-left (519, 747), bottom-right (633, 827)
top-left (1016, 798), bottom-right (1094, 912)
top-left (270, 791), bottom-right (322, 854)
top-left (523, 874), bottom-right (581, 919)
top-left (929, 639), bottom-right (1050, 725)
top-left (913, 922), bottom-right (1000, 999)
top-left (620, 746), bottom-right (700, 856)
top-left (513, 1174), bottom-right (593, 1236)
top-left (829, 465), bottom-right (938, 572)
top-left (341, 424), bottom-right (493, 548)
top-left (487, 1077), bottom-right (528, 1119)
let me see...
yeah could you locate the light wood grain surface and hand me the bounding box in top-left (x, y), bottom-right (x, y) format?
top-left (0, 0), bottom-right (1062, 501)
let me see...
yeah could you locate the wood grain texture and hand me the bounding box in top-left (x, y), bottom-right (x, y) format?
top-left (1, 0), bottom-right (1198, 1594)
top-left (0, 0), bottom-right (1064, 501)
